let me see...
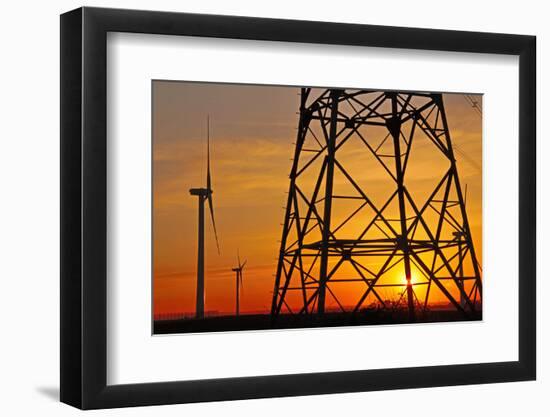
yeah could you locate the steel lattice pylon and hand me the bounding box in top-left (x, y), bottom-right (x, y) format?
top-left (271, 89), bottom-right (482, 321)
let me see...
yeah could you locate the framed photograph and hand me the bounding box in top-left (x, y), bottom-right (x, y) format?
top-left (60, 6), bottom-right (536, 409)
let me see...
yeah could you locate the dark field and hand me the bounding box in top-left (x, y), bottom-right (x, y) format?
top-left (154, 309), bottom-right (482, 334)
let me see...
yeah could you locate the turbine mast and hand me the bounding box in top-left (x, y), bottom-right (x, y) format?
top-left (189, 115), bottom-right (220, 319)
top-left (232, 252), bottom-right (246, 317)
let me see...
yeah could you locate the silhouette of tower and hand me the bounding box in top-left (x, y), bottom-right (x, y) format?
top-left (232, 252), bottom-right (246, 317)
top-left (189, 116), bottom-right (220, 319)
top-left (271, 89), bottom-right (482, 321)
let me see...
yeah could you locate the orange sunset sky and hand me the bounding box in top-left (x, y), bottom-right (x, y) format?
top-left (152, 81), bottom-right (482, 317)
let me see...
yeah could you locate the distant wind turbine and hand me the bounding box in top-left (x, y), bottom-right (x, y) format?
top-left (232, 252), bottom-right (246, 317)
top-left (189, 115), bottom-right (220, 319)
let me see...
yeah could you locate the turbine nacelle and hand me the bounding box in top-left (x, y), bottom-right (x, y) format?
top-left (189, 187), bottom-right (212, 197)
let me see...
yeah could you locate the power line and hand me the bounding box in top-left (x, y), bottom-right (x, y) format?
top-left (463, 94), bottom-right (482, 117)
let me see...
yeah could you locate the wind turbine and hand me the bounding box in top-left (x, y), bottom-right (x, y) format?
top-left (189, 115), bottom-right (220, 319)
top-left (231, 252), bottom-right (246, 317)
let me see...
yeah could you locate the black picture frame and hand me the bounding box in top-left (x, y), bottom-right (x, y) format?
top-left (60, 6), bottom-right (536, 410)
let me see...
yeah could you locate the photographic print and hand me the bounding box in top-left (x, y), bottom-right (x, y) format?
top-left (152, 82), bottom-right (482, 334)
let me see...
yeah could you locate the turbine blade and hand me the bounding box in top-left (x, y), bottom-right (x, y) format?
top-left (206, 115), bottom-right (211, 191)
top-left (207, 194), bottom-right (220, 254)
top-left (237, 249), bottom-right (241, 268)
top-left (205, 115), bottom-right (220, 254)
top-left (241, 260), bottom-right (247, 269)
